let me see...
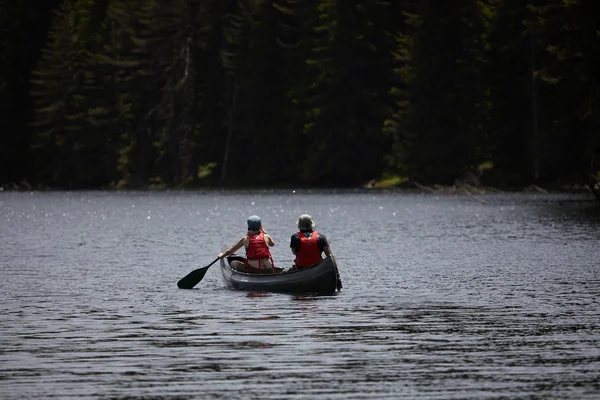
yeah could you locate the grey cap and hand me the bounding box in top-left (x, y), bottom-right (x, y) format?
top-left (247, 215), bottom-right (262, 231)
top-left (296, 214), bottom-right (315, 231)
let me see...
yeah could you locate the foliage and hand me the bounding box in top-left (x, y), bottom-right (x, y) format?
top-left (0, 0), bottom-right (595, 197)
top-left (393, 0), bottom-right (490, 184)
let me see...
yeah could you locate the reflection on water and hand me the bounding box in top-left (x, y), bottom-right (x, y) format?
top-left (1, 191), bottom-right (599, 399)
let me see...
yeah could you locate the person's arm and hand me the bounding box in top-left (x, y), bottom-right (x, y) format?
top-left (290, 234), bottom-right (299, 255)
top-left (319, 234), bottom-right (332, 256)
top-left (264, 234), bottom-right (275, 246)
top-left (218, 236), bottom-right (246, 258)
top-left (260, 227), bottom-right (275, 246)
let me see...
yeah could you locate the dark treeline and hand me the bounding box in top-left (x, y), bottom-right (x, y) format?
top-left (1, 0), bottom-right (599, 196)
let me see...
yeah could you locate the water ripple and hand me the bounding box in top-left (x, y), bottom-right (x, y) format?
top-left (1, 191), bottom-right (599, 399)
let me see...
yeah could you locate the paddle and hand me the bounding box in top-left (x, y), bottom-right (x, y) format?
top-left (177, 257), bottom-right (221, 289)
top-left (331, 254), bottom-right (343, 291)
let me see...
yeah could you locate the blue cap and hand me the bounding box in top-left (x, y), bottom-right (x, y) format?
top-left (247, 215), bottom-right (262, 231)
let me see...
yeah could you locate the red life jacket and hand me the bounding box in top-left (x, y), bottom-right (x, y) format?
top-left (295, 231), bottom-right (322, 268)
top-left (245, 232), bottom-right (273, 273)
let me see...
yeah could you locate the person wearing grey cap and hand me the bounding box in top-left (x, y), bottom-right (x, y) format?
top-left (290, 214), bottom-right (342, 288)
top-left (218, 215), bottom-right (276, 274)
top-left (289, 214), bottom-right (332, 269)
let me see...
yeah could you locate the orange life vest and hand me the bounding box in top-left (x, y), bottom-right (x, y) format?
top-left (245, 232), bottom-right (273, 273)
top-left (295, 231), bottom-right (322, 268)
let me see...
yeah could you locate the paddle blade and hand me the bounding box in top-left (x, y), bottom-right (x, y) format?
top-left (177, 257), bottom-right (220, 289)
top-left (177, 267), bottom-right (209, 289)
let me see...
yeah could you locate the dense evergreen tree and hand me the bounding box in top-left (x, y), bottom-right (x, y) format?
top-left (395, 0), bottom-right (490, 184)
top-left (384, 0), bottom-right (419, 178)
top-left (31, 0), bottom-right (109, 188)
top-left (227, 0), bottom-right (292, 184)
top-left (301, 0), bottom-right (396, 186)
top-left (486, 0), bottom-right (541, 185)
top-left (271, 0), bottom-right (322, 182)
top-left (0, 0), bottom-right (598, 201)
top-left (530, 0), bottom-right (600, 196)
top-left (1, 0), bottom-right (62, 186)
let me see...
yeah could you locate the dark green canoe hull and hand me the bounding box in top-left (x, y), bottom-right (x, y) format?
top-left (220, 255), bottom-right (338, 294)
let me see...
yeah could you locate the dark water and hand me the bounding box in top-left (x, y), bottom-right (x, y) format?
top-left (1, 190), bottom-right (599, 399)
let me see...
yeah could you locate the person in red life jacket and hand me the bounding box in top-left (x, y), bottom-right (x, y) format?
top-left (289, 214), bottom-right (332, 269)
top-left (218, 215), bottom-right (276, 274)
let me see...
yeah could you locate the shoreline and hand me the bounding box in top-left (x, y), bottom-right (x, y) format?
top-left (0, 180), bottom-right (596, 196)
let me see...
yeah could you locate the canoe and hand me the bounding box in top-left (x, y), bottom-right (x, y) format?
top-left (220, 255), bottom-right (340, 294)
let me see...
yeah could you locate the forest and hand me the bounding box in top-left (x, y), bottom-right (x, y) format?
top-left (1, 0), bottom-right (599, 199)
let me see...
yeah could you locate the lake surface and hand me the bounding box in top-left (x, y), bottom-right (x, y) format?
top-left (1, 190), bottom-right (599, 399)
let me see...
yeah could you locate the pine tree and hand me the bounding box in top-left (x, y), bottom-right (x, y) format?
top-left (396, 0), bottom-right (490, 184)
top-left (301, 0), bottom-right (397, 186)
top-left (530, 0), bottom-right (600, 196)
top-left (383, 0), bottom-right (419, 178)
top-left (31, 0), bottom-right (109, 188)
top-left (100, 0), bottom-right (197, 187)
top-left (185, 0), bottom-right (263, 186)
top-left (1, 0), bottom-right (63, 186)
top-left (486, 0), bottom-right (542, 185)
top-left (272, 0), bottom-right (322, 182)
